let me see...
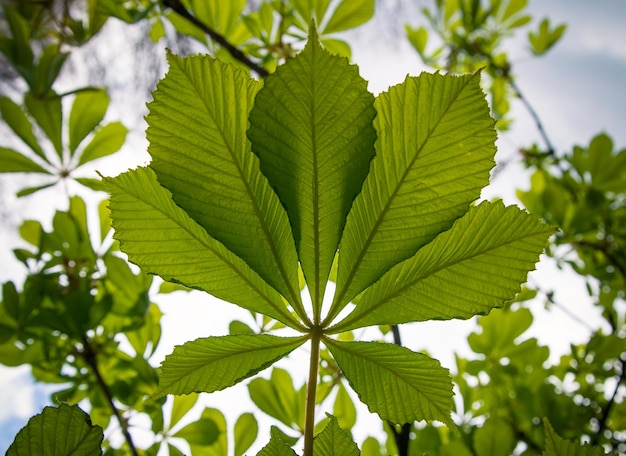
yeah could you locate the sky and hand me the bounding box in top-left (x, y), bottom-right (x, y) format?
top-left (1, 0), bottom-right (625, 453)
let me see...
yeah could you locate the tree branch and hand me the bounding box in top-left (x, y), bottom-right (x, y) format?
top-left (80, 337), bottom-right (139, 456)
top-left (162, 0), bottom-right (269, 78)
top-left (591, 356), bottom-right (626, 446)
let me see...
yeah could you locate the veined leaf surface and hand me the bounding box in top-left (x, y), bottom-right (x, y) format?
top-left (248, 29), bottom-right (376, 314)
top-left (105, 166), bottom-right (302, 329)
top-left (146, 53), bottom-right (303, 318)
top-left (313, 414), bottom-right (360, 456)
top-left (152, 334), bottom-right (307, 399)
top-left (332, 201), bottom-right (556, 332)
top-left (325, 338), bottom-right (454, 425)
top-left (329, 72), bottom-right (496, 320)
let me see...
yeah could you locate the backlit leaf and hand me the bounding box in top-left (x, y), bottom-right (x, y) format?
top-left (324, 338), bottom-right (454, 425)
top-left (152, 334), bottom-right (306, 399)
top-left (147, 52), bottom-right (303, 317)
top-left (105, 166), bottom-right (302, 328)
top-left (257, 426), bottom-right (299, 456)
top-left (330, 72), bottom-right (496, 319)
top-left (77, 122), bottom-right (127, 166)
top-left (542, 418), bottom-right (604, 456)
top-left (333, 201), bottom-right (555, 331)
top-left (234, 413), bottom-right (258, 456)
top-left (323, 0), bottom-right (374, 34)
top-left (248, 27), bottom-right (376, 313)
top-left (6, 404), bottom-right (103, 456)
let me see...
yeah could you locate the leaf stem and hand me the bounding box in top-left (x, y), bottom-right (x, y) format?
top-left (303, 326), bottom-right (322, 455)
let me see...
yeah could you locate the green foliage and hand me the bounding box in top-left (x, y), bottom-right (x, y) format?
top-left (0, 89), bottom-right (127, 196)
top-left (1, 1), bottom-right (622, 455)
top-left (406, 0), bottom-right (566, 129)
top-left (105, 27), bottom-right (552, 453)
top-left (7, 404), bottom-right (104, 456)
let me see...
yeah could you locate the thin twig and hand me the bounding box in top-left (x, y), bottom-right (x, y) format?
top-left (80, 337), bottom-right (139, 456)
top-left (508, 77), bottom-right (555, 157)
top-left (162, 0), bottom-right (269, 78)
top-left (591, 357), bottom-right (626, 446)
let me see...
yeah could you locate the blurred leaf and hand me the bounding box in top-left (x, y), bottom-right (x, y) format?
top-left (0, 147), bottom-right (50, 173)
top-left (234, 413), bottom-right (258, 456)
top-left (529, 18), bottom-right (566, 55)
top-left (25, 92), bottom-right (63, 159)
top-left (173, 414), bottom-right (220, 446)
top-left (542, 418), bottom-right (605, 456)
top-left (77, 122), bottom-right (127, 166)
top-left (0, 96), bottom-right (46, 160)
top-left (473, 418), bottom-right (516, 456)
top-left (323, 0), bottom-right (374, 34)
top-left (69, 89), bottom-right (110, 154)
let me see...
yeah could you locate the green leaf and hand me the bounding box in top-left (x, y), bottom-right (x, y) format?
top-left (69, 89), bottom-right (110, 154)
top-left (248, 367), bottom-right (306, 431)
top-left (152, 334), bottom-right (306, 399)
top-left (257, 426), bottom-right (299, 456)
top-left (169, 393), bottom-right (199, 430)
top-left (173, 414), bottom-right (220, 446)
top-left (529, 19), bottom-right (567, 56)
top-left (0, 147), bottom-right (50, 173)
top-left (542, 418), bottom-right (605, 456)
top-left (468, 307), bottom-right (533, 357)
top-left (234, 413), bottom-right (258, 456)
top-left (323, 0), bottom-right (374, 34)
top-left (333, 382), bottom-right (357, 429)
top-left (248, 27), bottom-right (376, 313)
top-left (324, 338), bottom-right (454, 425)
top-left (16, 182), bottom-right (57, 197)
top-left (6, 404), bottom-right (103, 456)
top-left (0, 96), bottom-right (47, 160)
top-left (288, 0), bottom-right (333, 29)
top-left (330, 72), bottom-right (496, 319)
top-left (313, 414), bottom-right (360, 456)
top-left (105, 166), bottom-right (302, 328)
top-left (34, 44), bottom-right (69, 96)
top-left (25, 92), bottom-right (63, 159)
top-left (77, 122), bottom-right (127, 166)
top-left (333, 201), bottom-right (555, 331)
top-left (473, 418), bottom-right (516, 456)
top-left (188, 408), bottom-right (227, 455)
top-left (147, 52), bottom-right (303, 316)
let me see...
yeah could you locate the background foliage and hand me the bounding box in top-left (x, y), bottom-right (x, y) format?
top-left (0, 0), bottom-right (624, 455)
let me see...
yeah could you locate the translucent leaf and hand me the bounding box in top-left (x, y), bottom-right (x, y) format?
top-left (173, 414), bottom-right (220, 446)
top-left (234, 413), bottom-right (258, 456)
top-left (333, 201), bottom-right (555, 331)
top-left (170, 393), bottom-right (199, 430)
top-left (330, 72), bottom-right (496, 318)
top-left (152, 334), bottom-right (306, 399)
top-left (323, 0), bottom-right (374, 34)
top-left (0, 96), bottom-right (46, 160)
top-left (6, 404), bottom-right (103, 456)
top-left (467, 307), bottom-right (533, 356)
top-left (69, 89), bottom-right (109, 154)
top-left (147, 52), bottom-right (303, 316)
top-left (0, 147), bottom-right (50, 173)
top-left (248, 27), bottom-right (376, 312)
top-left (333, 382), bottom-right (357, 429)
top-left (248, 367), bottom-right (306, 431)
top-left (313, 414), bottom-right (360, 456)
top-left (288, 0), bottom-right (333, 29)
top-left (188, 408), bottom-right (227, 456)
top-left (324, 339), bottom-right (454, 425)
top-left (105, 167), bottom-right (301, 328)
top-left (16, 182), bottom-right (57, 197)
top-left (257, 426), bottom-right (299, 456)
top-left (24, 92), bottom-right (63, 159)
top-left (542, 418), bottom-right (605, 456)
top-left (77, 122), bottom-right (127, 166)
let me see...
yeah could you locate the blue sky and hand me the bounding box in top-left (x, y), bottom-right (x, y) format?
top-left (1, 0), bottom-right (625, 453)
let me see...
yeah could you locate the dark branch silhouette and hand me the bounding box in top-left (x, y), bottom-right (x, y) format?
top-left (162, 0), bottom-right (269, 78)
